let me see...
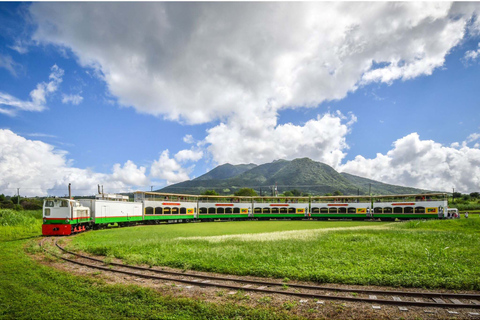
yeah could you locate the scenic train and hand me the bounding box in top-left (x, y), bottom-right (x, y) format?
top-left (42, 189), bottom-right (449, 236)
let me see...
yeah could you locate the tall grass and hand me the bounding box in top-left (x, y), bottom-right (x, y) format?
top-left (0, 209), bottom-right (42, 241)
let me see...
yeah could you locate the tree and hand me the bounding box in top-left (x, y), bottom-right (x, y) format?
top-left (0, 194), bottom-right (5, 202)
top-left (470, 192), bottom-right (480, 199)
top-left (283, 191), bottom-right (294, 197)
top-left (333, 190), bottom-right (343, 196)
top-left (234, 188), bottom-right (258, 197)
top-left (203, 190), bottom-right (219, 196)
top-left (290, 189), bottom-right (302, 197)
top-left (325, 193), bottom-right (333, 196)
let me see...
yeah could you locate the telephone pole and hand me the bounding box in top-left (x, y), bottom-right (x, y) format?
top-left (17, 188), bottom-right (20, 205)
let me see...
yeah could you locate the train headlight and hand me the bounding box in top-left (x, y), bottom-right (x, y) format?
top-left (43, 218), bottom-right (46, 223)
top-left (65, 218), bottom-right (70, 223)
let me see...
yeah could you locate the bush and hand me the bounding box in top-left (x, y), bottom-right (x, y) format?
top-left (13, 204), bottom-right (23, 211)
top-left (1, 200), bottom-right (14, 209)
top-left (21, 201), bottom-right (42, 210)
top-left (0, 209), bottom-right (36, 227)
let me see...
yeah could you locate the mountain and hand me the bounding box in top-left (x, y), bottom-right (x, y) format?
top-left (195, 163), bottom-right (257, 181)
top-left (159, 158), bottom-right (428, 196)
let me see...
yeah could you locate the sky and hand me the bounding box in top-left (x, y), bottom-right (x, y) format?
top-left (1, 2), bottom-right (480, 197)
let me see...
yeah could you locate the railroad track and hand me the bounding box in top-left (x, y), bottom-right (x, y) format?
top-left (40, 239), bottom-right (480, 313)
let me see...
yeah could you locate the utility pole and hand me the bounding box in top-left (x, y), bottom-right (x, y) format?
top-left (151, 186), bottom-right (153, 192)
top-left (17, 188), bottom-right (20, 205)
top-left (452, 187), bottom-right (455, 203)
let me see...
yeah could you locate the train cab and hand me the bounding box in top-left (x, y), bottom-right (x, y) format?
top-left (42, 198), bottom-right (91, 236)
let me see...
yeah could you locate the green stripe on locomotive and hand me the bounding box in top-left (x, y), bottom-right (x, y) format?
top-left (43, 218), bottom-right (93, 224)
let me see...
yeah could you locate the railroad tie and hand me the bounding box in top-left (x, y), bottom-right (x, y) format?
top-left (450, 298), bottom-right (462, 305)
top-left (432, 298), bottom-right (446, 304)
top-left (369, 295), bottom-right (377, 300)
top-left (398, 307), bottom-right (408, 311)
top-left (392, 296), bottom-right (401, 302)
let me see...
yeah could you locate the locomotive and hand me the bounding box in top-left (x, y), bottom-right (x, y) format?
top-left (42, 188), bottom-right (449, 236)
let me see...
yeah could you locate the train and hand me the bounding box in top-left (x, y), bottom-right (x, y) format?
top-left (42, 189), bottom-right (450, 236)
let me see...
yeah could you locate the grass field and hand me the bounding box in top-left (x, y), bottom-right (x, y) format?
top-left (0, 210), bottom-right (297, 319)
top-left (69, 218), bottom-right (480, 290)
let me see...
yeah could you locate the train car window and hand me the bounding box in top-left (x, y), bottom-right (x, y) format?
top-left (199, 207), bottom-right (207, 214)
top-left (393, 207), bottom-right (403, 214)
top-left (217, 208), bottom-right (225, 214)
top-left (348, 207), bottom-right (356, 213)
top-left (262, 208), bottom-right (270, 213)
top-left (329, 208), bottom-right (338, 214)
top-left (404, 207), bottom-right (413, 214)
top-left (225, 207), bottom-right (232, 214)
top-left (155, 207), bottom-right (163, 214)
top-left (280, 208), bottom-right (287, 213)
top-left (145, 207), bottom-right (154, 215)
top-left (60, 200), bottom-right (68, 207)
top-left (180, 207), bottom-right (186, 214)
top-left (164, 207), bottom-right (171, 214)
top-left (44, 208), bottom-right (50, 216)
top-left (233, 207), bottom-right (240, 214)
top-left (288, 207), bottom-right (295, 213)
top-left (311, 207), bottom-right (320, 213)
top-left (338, 207), bottom-right (347, 214)
top-left (383, 207), bottom-right (392, 213)
top-left (208, 207), bottom-right (216, 214)
top-left (320, 207), bottom-right (328, 213)
top-left (171, 207), bottom-right (179, 214)
top-left (415, 207), bottom-right (425, 213)
top-left (271, 208), bottom-right (279, 214)
top-left (374, 207), bottom-right (383, 213)
top-left (45, 201), bottom-right (54, 207)
top-left (254, 208), bottom-right (261, 213)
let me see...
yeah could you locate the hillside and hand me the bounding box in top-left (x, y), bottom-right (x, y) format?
top-left (159, 158), bottom-right (428, 196)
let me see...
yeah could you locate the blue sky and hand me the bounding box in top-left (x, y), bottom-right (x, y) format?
top-left (1, 2), bottom-right (480, 196)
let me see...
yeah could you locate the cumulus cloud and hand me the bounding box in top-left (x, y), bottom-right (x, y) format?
top-left (111, 160), bottom-right (149, 186)
top-left (150, 150), bottom-right (192, 185)
top-left (62, 93), bottom-right (83, 105)
top-left (0, 129), bottom-right (149, 196)
top-left (340, 133), bottom-right (480, 193)
top-left (206, 111), bottom-right (356, 168)
top-left (0, 64), bottom-right (63, 116)
top-left (174, 149), bottom-right (203, 163)
top-left (29, 2), bottom-right (480, 125)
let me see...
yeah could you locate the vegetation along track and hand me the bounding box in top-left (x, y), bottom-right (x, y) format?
top-left (39, 238), bottom-right (480, 312)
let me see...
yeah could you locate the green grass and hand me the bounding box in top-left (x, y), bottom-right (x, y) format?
top-left (0, 210), bottom-right (298, 319)
top-left (69, 219), bottom-right (480, 290)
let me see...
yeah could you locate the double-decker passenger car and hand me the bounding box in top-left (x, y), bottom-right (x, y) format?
top-left (135, 192), bottom-right (197, 223)
top-left (198, 195), bottom-right (251, 221)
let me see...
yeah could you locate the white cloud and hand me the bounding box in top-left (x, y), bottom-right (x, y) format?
top-left (29, 2), bottom-right (480, 126)
top-left (0, 129), bottom-right (148, 196)
top-left (174, 149), bottom-right (203, 163)
top-left (62, 93), bottom-right (83, 105)
top-left (467, 132), bottom-right (480, 143)
top-left (183, 134), bottom-right (194, 144)
top-left (464, 43), bottom-right (480, 63)
top-left (111, 160), bottom-right (149, 186)
top-left (0, 54), bottom-right (19, 77)
top-left (340, 133), bottom-right (480, 193)
top-left (205, 111), bottom-right (356, 168)
top-left (150, 150), bottom-right (191, 185)
top-left (0, 64), bottom-right (63, 116)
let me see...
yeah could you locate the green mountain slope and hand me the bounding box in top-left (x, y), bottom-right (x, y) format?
top-left (159, 158), bottom-right (429, 195)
